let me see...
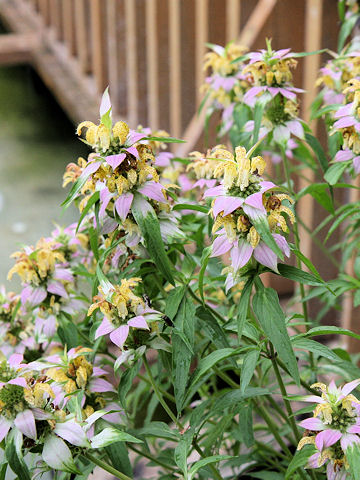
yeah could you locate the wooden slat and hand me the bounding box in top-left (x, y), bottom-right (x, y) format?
top-left (226, 0), bottom-right (241, 42)
top-left (38, 0), bottom-right (49, 26)
top-left (195, 0), bottom-right (208, 106)
top-left (74, 0), bottom-right (90, 74)
top-left (146, 0), bottom-right (159, 129)
top-left (62, 0), bottom-right (75, 56)
top-left (49, 0), bottom-right (62, 41)
top-left (297, 0), bottom-right (323, 261)
top-left (169, 0), bottom-right (181, 137)
top-left (90, 0), bottom-right (107, 92)
top-left (125, 0), bottom-right (138, 126)
top-left (0, 32), bottom-right (39, 65)
top-left (106, 0), bottom-right (120, 113)
top-left (176, 0), bottom-right (277, 156)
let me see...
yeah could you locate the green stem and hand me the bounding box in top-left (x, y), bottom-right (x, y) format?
top-left (269, 344), bottom-right (301, 443)
top-left (254, 404), bottom-right (292, 457)
top-left (143, 355), bottom-right (183, 429)
top-left (128, 445), bottom-right (176, 472)
top-left (82, 452), bottom-right (132, 480)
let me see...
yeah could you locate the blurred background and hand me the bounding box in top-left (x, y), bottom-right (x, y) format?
top-left (0, 0), bottom-right (341, 315)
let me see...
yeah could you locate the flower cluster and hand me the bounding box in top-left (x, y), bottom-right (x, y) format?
top-left (88, 277), bottom-right (160, 349)
top-left (297, 379), bottom-right (360, 480)
top-left (65, 92), bottom-right (183, 249)
top-left (332, 79), bottom-right (360, 175)
top-left (197, 145), bottom-right (293, 289)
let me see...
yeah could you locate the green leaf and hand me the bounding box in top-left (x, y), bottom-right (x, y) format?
top-left (137, 422), bottom-right (180, 441)
top-left (196, 306), bottom-right (231, 349)
top-left (346, 442), bottom-right (360, 479)
top-left (237, 403), bottom-right (254, 447)
top-left (105, 442), bottom-right (133, 477)
top-left (117, 360), bottom-right (140, 406)
top-left (252, 216), bottom-right (283, 261)
top-left (5, 430), bottom-right (31, 480)
top-left (184, 347), bottom-right (246, 405)
top-left (91, 428), bottom-right (142, 448)
top-left (213, 388), bottom-right (270, 413)
top-left (165, 285), bottom-right (187, 320)
top-left (132, 194), bottom-right (175, 284)
top-left (277, 263), bottom-right (325, 286)
top-left (338, 14), bottom-right (358, 51)
top-left (237, 278), bottom-right (254, 339)
top-left (189, 455), bottom-right (233, 480)
top-left (146, 136), bottom-right (186, 143)
top-left (253, 286), bottom-right (299, 385)
top-left (172, 203), bottom-right (209, 213)
top-left (199, 247), bottom-right (212, 302)
top-left (173, 295), bottom-right (196, 412)
top-left (303, 325), bottom-right (360, 341)
top-left (175, 431), bottom-right (192, 479)
top-left (324, 161), bottom-right (348, 185)
top-left (297, 183), bottom-right (334, 214)
top-left (292, 337), bottom-right (340, 361)
top-left (305, 132), bottom-right (328, 173)
top-left (292, 49), bottom-right (327, 58)
top-left (285, 445), bottom-right (316, 479)
top-left (62, 161), bottom-right (101, 208)
top-left (76, 191), bottom-right (100, 232)
top-left (240, 349), bottom-right (260, 393)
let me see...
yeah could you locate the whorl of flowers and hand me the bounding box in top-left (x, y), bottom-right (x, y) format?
top-left (203, 145), bottom-right (293, 289)
top-left (242, 41), bottom-right (304, 144)
top-left (297, 379), bottom-right (360, 480)
top-left (88, 277), bottom-right (160, 350)
top-left (201, 42), bottom-right (249, 133)
top-left (64, 91), bottom-right (182, 248)
top-left (332, 78), bottom-right (360, 174)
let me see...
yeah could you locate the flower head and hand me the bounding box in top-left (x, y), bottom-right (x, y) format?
top-left (204, 145), bottom-right (292, 288)
top-left (88, 278), bottom-right (159, 349)
top-left (297, 379), bottom-right (360, 479)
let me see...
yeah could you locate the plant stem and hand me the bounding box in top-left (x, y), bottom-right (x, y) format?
top-left (128, 445), bottom-right (176, 472)
top-left (254, 403), bottom-right (292, 457)
top-left (143, 355), bottom-right (183, 429)
top-left (269, 344), bottom-right (301, 443)
top-left (82, 452), bottom-right (132, 480)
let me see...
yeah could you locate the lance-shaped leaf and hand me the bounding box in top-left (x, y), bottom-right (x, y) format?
top-left (91, 427), bottom-right (142, 448)
top-left (172, 295), bottom-right (196, 412)
top-left (285, 444), bottom-right (316, 479)
top-left (62, 161), bottom-right (101, 208)
top-left (189, 455), bottom-right (233, 480)
top-left (253, 286), bottom-right (299, 385)
top-left (5, 429), bottom-right (31, 480)
top-left (42, 435), bottom-right (80, 474)
top-left (131, 193), bottom-right (175, 285)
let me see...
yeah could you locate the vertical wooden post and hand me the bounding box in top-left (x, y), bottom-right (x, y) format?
top-left (62, 0), bottom-right (75, 56)
top-left (195, 0), bottom-right (208, 106)
top-left (226, 0), bottom-right (241, 43)
top-left (146, 0), bottom-right (159, 129)
top-left (49, 0), bottom-right (62, 41)
top-left (298, 0), bottom-right (323, 260)
top-left (169, 0), bottom-right (182, 137)
top-left (125, 0), bottom-right (138, 126)
top-left (38, 0), bottom-right (50, 26)
top-left (90, 0), bottom-right (107, 93)
top-left (75, 0), bottom-right (90, 74)
top-left (106, 0), bottom-right (120, 113)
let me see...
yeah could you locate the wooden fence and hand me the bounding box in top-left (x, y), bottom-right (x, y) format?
top-left (0, 0), bottom-right (354, 344)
